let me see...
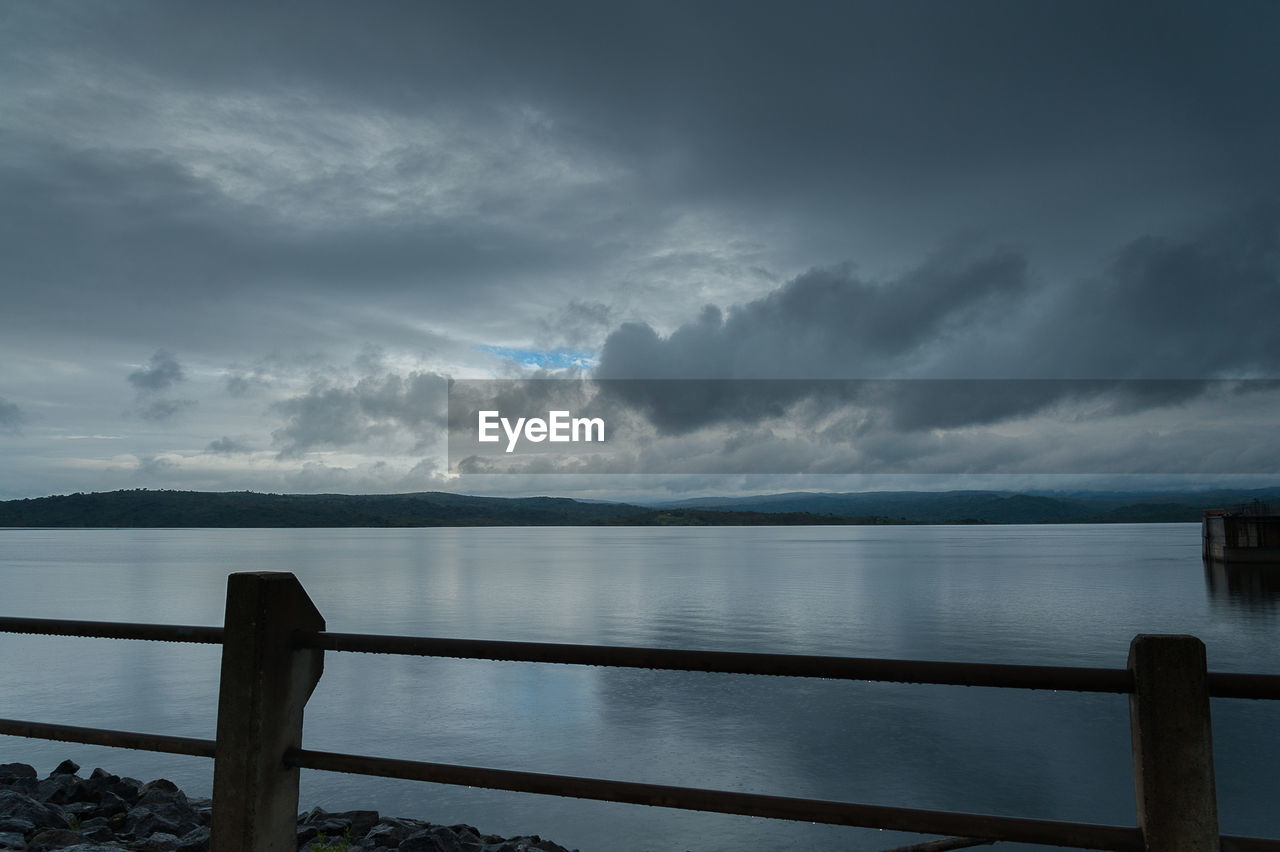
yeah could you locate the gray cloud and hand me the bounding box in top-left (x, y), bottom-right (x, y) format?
top-left (225, 375), bottom-right (254, 398)
top-left (128, 350), bottom-right (185, 393)
top-left (591, 200), bottom-right (1280, 439)
top-left (125, 350), bottom-right (195, 422)
top-left (0, 397), bottom-right (22, 434)
top-left (592, 249), bottom-right (1031, 431)
top-left (205, 436), bottom-right (252, 455)
top-left (3, 2), bottom-right (1279, 496)
top-left (1011, 200), bottom-right (1280, 379)
top-left (135, 454), bottom-right (177, 476)
top-left (535, 300), bottom-right (616, 350)
top-left (272, 371), bottom-right (448, 458)
top-left (137, 398), bottom-right (196, 422)
top-left (597, 248), bottom-right (1028, 381)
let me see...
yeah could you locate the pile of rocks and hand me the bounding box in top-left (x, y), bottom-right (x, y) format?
top-left (0, 761), bottom-right (576, 852)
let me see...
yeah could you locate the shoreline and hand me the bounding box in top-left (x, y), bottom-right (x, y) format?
top-left (0, 759), bottom-right (577, 852)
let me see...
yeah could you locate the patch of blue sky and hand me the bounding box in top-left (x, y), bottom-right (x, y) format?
top-left (476, 345), bottom-right (598, 370)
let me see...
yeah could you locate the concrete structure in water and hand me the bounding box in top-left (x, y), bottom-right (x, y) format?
top-left (1202, 501), bottom-right (1280, 564)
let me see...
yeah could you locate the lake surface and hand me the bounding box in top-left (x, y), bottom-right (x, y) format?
top-left (1, 524), bottom-right (1276, 850)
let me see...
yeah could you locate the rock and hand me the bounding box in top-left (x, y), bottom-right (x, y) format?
top-left (0, 830), bottom-right (26, 850)
top-left (122, 806), bottom-right (183, 840)
top-left (401, 827), bottom-right (462, 852)
top-left (362, 821), bottom-right (411, 848)
top-left (400, 825), bottom-right (500, 852)
top-left (33, 778), bottom-right (78, 807)
top-left (331, 811), bottom-right (380, 839)
top-left (0, 779), bottom-right (35, 799)
top-left (447, 825), bottom-right (484, 852)
top-left (186, 797), bottom-right (212, 827)
top-left (138, 831), bottom-right (180, 851)
top-left (82, 771), bottom-right (139, 806)
top-left (138, 780), bottom-right (180, 798)
top-left (57, 806), bottom-right (93, 823)
top-left (92, 793), bottom-right (129, 820)
top-left (72, 827), bottom-right (111, 844)
top-left (296, 822), bottom-right (322, 846)
top-left (124, 785), bottom-right (199, 840)
top-left (4, 763), bottom-right (580, 852)
top-left (24, 828), bottom-right (83, 851)
top-left (0, 767), bottom-right (37, 787)
top-left (136, 781), bottom-right (187, 813)
top-left (174, 825), bottom-right (209, 852)
top-left (0, 791), bottom-right (67, 832)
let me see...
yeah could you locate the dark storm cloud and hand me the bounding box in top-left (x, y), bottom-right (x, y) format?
top-left (4, 1), bottom-right (1280, 494)
top-left (0, 397), bottom-right (22, 434)
top-left (4, 0), bottom-right (1277, 362)
top-left (593, 248), bottom-right (1029, 431)
top-left (0, 137), bottom-right (590, 354)
top-left (1007, 200), bottom-right (1280, 379)
top-left (592, 198), bottom-right (1280, 437)
top-left (127, 350), bottom-right (185, 393)
top-left (272, 371), bottom-right (448, 458)
top-left (30, 1), bottom-right (1275, 192)
top-left (597, 249), bottom-right (1028, 381)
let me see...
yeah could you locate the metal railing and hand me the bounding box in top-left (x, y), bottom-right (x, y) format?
top-left (2, 571), bottom-right (1278, 852)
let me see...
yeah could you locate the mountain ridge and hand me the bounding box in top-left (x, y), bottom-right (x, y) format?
top-left (1, 487), bottom-right (1276, 527)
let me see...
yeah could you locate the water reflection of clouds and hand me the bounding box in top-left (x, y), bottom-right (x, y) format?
top-left (5, 527), bottom-right (1279, 850)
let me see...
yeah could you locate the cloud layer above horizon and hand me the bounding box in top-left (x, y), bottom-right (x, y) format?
top-left (2, 1), bottom-right (1278, 499)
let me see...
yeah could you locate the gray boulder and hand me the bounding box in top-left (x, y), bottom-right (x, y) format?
top-left (174, 825), bottom-right (209, 852)
top-left (0, 791), bottom-right (66, 832)
top-left (24, 828), bottom-right (84, 851)
top-left (0, 830), bottom-right (27, 850)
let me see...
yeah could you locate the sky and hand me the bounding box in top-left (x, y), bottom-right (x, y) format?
top-left (2, 0), bottom-right (1278, 501)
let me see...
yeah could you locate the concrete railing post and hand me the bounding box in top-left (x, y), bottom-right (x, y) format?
top-left (1128, 634), bottom-right (1220, 852)
top-left (211, 572), bottom-right (325, 852)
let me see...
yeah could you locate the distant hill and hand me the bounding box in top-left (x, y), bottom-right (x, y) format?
top-left (0, 490), bottom-right (648, 528)
top-left (0, 487), bottom-right (1275, 527)
top-left (648, 488), bottom-right (1280, 525)
top-left (594, 509), bottom-right (907, 526)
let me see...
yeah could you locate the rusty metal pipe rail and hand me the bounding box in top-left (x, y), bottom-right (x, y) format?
top-left (285, 746), bottom-right (1145, 851)
top-left (0, 616), bottom-right (223, 644)
top-left (0, 717), bottom-right (216, 758)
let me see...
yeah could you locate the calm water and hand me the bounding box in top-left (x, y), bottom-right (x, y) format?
top-left (0, 525), bottom-right (1276, 850)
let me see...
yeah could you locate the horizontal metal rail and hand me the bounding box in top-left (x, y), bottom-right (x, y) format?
top-left (0, 616), bottom-right (223, 644)
top-left (4, 605), bottom-right (1280, 850)
top-left (286, 746), bottom-right (1143, 850)
top-left (1223, 838), bottom-right (1280, 852)
top-left (305, 631), bottom-right (1135, 691)
top-left (1206, 671), bottom-right (1280, 700)
top-left (0, 717), bottom-right (216, 758)
top-left (4, 618), bottom-right (1278, 698)
top-left (306, 631), bottom-right (1280, 699)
